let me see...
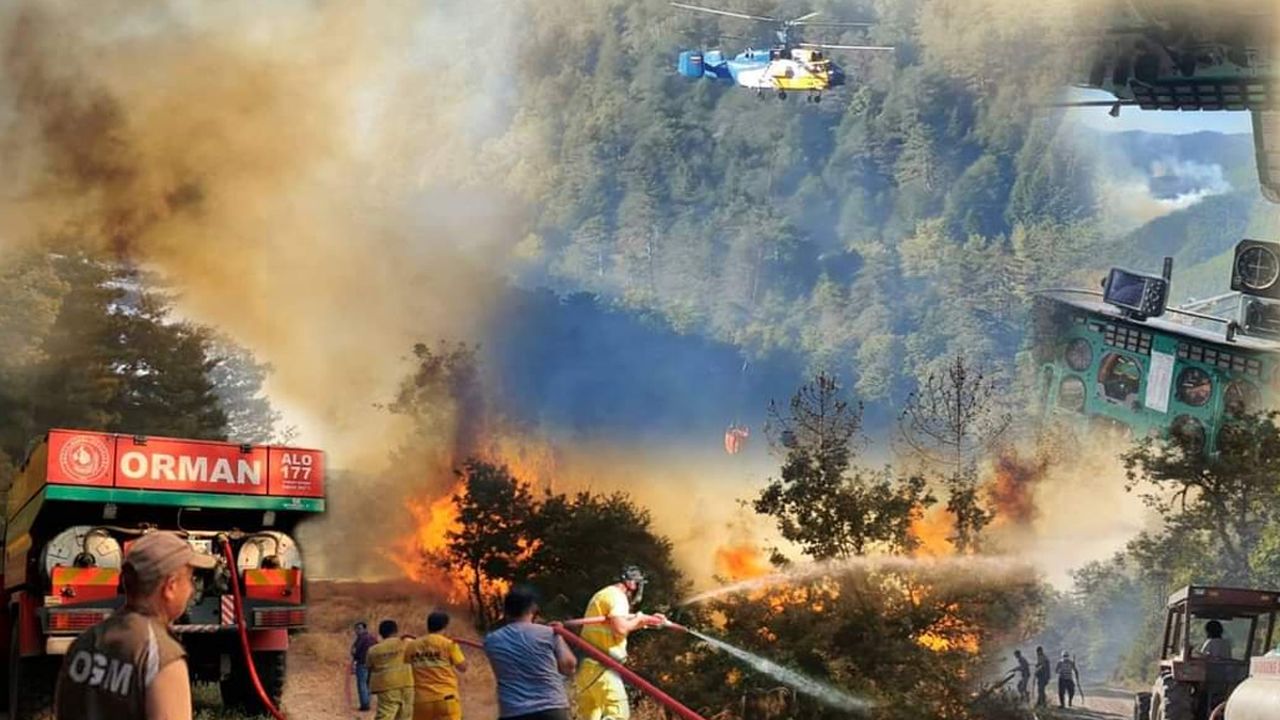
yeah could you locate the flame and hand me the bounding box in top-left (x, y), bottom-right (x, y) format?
top-left (985, 452), bottom-right (1044, 528)
top-left (714, 543), bottom-right (771, 581)
top-left (915, 604), bottom-right (981, 654)
top-left (387, 432), bottom-right (557, 597)
top-left (910, 505), bottom-right (956, 556)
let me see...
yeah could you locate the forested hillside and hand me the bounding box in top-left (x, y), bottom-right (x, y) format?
top-left (496, 0), bottom-right (1100, 407)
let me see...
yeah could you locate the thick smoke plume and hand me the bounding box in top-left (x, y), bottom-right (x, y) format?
top-left (0, 1), bottom-right (527, 465)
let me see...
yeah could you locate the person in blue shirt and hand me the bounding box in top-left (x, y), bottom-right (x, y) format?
top-left (484, 587), bottom-right (577, 720)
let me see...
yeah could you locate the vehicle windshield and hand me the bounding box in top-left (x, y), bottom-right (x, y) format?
top-left (1188, 613), bottom-right (1269, 660)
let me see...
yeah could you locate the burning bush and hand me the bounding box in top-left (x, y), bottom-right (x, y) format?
top-left (397, 457), bottom-right (686, 628)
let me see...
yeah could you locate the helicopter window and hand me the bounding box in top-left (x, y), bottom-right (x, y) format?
top-left (1175, 367), bottom-right (1213, 407)
top-left (1057, 377), bottom-right (1086, 413)
top-left (1065, 338), bottom-right (1093, 372)
top-left (1170, 415), bottom-right (1206, 454)
top-left (1224, 379), bottom-right (1260, 417)
top-left (1097, 353), bottom-right (1142, 405)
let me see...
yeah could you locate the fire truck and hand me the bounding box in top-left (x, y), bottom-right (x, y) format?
top-left (1, 429), bottom-right (325, 718)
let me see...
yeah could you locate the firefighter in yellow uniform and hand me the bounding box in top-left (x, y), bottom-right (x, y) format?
top-left (573, 566), bottom-right (664, 720)
top-left (406, 611), bottom-right (469, 720)
top-left (367, 619), bottom-right (415, 720)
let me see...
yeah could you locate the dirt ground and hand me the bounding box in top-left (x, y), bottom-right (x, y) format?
top-left (1033, 685), bottom-right (1132, 720)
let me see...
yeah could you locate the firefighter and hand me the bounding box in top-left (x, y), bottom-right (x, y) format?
top-left (405, 611), bottom-right (468, 720)
top-left (1033, 646), bottom-right (1051, 707)
top-left (1056, 651), bottom-right (1080, 708)
top-left (572, 566), bottom-right (666, 720)
top-left (53, 530), bottom-right (217, 720)
top-left (1009, 649), bottom-right (1031, 703)
top-left (367, 619), bottom-right (415, 720)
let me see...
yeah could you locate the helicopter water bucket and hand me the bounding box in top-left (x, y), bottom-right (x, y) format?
top-left (677, 50), bottom-right (705, 78)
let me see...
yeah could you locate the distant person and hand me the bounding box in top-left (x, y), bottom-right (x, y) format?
top-left (353, 621), bottom-right (378, 712)
top-left (1009, 650), bottom-right (1031, 703)
top-left (1056, 651), bottom-right (1081, 708)
top-left (574, 566), bottom-right (666, 720)
top-left (406, 611), bottom-right (469, 720)
top-left (1034, 646), bottom-right (1051, 707)
top-left (367, 619), bottom-right (414, 720)
top-left (53, 530), bottom-right (217, 720)
top-left (485, 586), bottom-right (577, 720)
top-left (1201, 620), bottom-right (1233, 660)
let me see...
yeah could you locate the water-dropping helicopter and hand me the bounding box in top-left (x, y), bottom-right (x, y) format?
top-left (671, 2), bottom-right (894, 102)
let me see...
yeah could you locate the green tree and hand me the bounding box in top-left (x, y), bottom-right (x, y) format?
top-left (523, 490), bottom-right (684, 619)
top-left (207, 336), bottom-right (292, 444)
top-left (1122, 411), bottom-right (1280, 584)
top-left (755, 373), bottom-right (934, 558)
top-left (898, 355), bottom-right (1012, 552)
top-left (436, 459), bottom-right (538, 629)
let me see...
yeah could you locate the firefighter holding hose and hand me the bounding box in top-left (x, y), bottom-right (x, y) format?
top-left (573, 566), bottom-right (666, 720)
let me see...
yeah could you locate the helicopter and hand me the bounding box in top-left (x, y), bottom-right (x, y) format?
top-left (671, 2), bottom-right (893, 102)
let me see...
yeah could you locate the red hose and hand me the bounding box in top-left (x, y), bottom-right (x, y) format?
top-left (550, 623), bottom-right (706, 720)
top-left (221, 537), bottom-right (287, 720)
top-left (448, 636), bottom-right (485, 651)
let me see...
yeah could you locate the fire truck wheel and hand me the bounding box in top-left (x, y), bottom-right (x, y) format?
top-left (221, 650), bottom-right (286, 713)
top-left (8, 623), bottom-right (56, 720)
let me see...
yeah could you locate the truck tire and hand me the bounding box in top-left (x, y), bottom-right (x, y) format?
top-left (1134, 691), bottom-right (1152, 720)
top-left (8, 623), bottom-right (56, 720)
top-left (221, 650), bottom-right (286, 714)
top-left (1152, 674), bottom-right (1194, 720)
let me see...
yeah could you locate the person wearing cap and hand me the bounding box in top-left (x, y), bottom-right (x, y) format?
top-left (405, 611), bottom-right (468, 720)
top-left (367, 619), bottom-right (414, 720)
top-left (53, 530), bottom-right (217, 720)
top-left (1055, 650), bottom-right (1081, 708)
top-left (352, 621), bottom-right (378, 712)
top-left (572, 566), bottom-right (665, 720)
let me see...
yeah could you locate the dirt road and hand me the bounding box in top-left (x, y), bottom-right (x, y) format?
top-left (1033, 685), bottom-right (1132, 719)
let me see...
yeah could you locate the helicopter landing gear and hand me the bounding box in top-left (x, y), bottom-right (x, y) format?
top-left (777, 90), bottom-right (787, 100)
top-left (755, 89), bottom-right (765, 99)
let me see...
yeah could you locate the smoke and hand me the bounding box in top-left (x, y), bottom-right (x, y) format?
top-left (1095, 156), bottom-right (1234, 230)
top-left (983, 434), bottom-right (1150, 587)
top-left (0, 0), bottom-right (530, 466)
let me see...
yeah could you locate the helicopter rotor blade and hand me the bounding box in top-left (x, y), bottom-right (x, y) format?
top-left (790, 20), bottom-right (877, 27)
top-left (799, 41), bottom-right (895, 51)
top-left (669, 2), bottom-right (778, 24)
top-left (786, 11), bottom-right (821, 24)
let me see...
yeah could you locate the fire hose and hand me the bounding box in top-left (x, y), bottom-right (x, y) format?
top-left (220, 535), bottom-right (288, 720)
top-left (550, 621), bottom-right (706, 720)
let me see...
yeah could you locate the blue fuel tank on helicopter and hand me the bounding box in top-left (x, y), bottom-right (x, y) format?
top-left (677, 50), bottom-right (735, 82)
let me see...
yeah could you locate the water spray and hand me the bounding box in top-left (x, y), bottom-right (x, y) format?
top-left (685, 628), bottom-right (874, 714)
top-left (681, 554), bottom-right (1034, 606)
top-left (558, 612), bottom-right (867, 714)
